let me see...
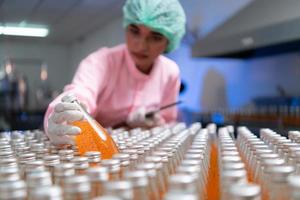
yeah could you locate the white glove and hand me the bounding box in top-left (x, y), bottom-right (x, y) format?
top-left (126, 107), bottom-right (165, 128)
top-left (47, 100), bottom-right (84, 146)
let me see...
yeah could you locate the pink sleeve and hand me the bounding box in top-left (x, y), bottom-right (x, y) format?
top-left (43, 48), bottom-right (109, 133)
top-left (160, 67), bottom-right (180, 123)
top-left (64, 48), bottom-right (109, 114)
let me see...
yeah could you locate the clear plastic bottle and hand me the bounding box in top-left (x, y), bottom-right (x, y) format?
top-left (136, 163), bottom-right (160, 200)
top-left (145, 156), bottom-right (168, 194)
top-left (62, 94), bottom-right (119, 159)
top-left (86, 167), bottom-right (109, 198)
top-left (112, 153), bottom-right (130, 177)
top-left (265, 165), bottom-right (295, 200)
top-left (0, 157), bottom-right (18, 169)
top-left (124, 170), bottom-right (149, 200)
top-left (27, 171), bottom-right (52, 198)
top-left (292, 151), bottom-right (300, 174)
top-left (101, 159), bottom-right (121, 180)
top-left (164, 193), bottom-right (198, 200)
top-left (152, 151), bottom-right (174, 175)
top-left (287, 175), bottom-right (300, 200)
top-left (167, 173), bottom-right (200, 200)
top-left (92, 195), bottom-right (122, 200)
top-left (53, 163), bottom-right (75, 187)
top-left (176, 165), bottom-right (205, 199)
top-left (102, 180), bottom-right (133, 200)
top-left (0, 180), bottom-right (27, 200)
top-left (0, 166), bottom-right (20, 182)
top-left (63, 175), bottom-right (91, 200)
top-left (228, 183), bottom-right (261, 200)
top-left (24, 160), bottom-right (45, 180)
top-left (43, 155), bottom-right (60, 181)
top-left (221, 170), bottom-right (248, 200)
top-left (85, 151), bottom-right (101, 167)
top-left (259, 158), bottom-right (284, 200)
top-left (30, 143), bottom-right (47, 159)
top-left (18, 153), bottom-right (36, 179)
top-left (58, 149), bottom-right (74, 163)
top-left (72, 156), bottom-right (89, 175)
top-left (0, 146), bottom-right (13, 156)
top-left (30, 185), bottom-right (63, 200)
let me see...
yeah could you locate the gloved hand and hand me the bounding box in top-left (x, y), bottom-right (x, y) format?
top-left (126, 107), bottom-right (165, 128)
top-left (47, 99), bottom-right (84, 146)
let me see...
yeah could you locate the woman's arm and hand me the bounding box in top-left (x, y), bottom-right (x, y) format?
top-left (44, 48), bottom-right (109, 132)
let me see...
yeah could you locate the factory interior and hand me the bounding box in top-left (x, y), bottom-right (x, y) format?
top-left (1, 0), bottom-right (300, 199)
top-left (1, 0), bottom-right (300, 135)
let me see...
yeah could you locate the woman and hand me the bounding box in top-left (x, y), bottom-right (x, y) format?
top-left (44, 0), bottom-right (186, 145)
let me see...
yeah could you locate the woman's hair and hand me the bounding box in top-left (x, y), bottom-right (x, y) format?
top-left (123, 0), bottom-right (186, 53)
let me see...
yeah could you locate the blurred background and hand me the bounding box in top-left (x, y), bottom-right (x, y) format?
top-left (1, 0), bottom-right (300, 134)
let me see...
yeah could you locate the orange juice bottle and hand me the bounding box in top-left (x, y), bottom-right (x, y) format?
top-left (206, 129), bottom-right (220, 200)
top-left (62, 94), bottom-right (119, 159)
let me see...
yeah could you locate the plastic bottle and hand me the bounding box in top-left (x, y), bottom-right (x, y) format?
top-left (62, 94), bottom-right (119, 159)
top-left (228, 183), bottom-right (261, 200)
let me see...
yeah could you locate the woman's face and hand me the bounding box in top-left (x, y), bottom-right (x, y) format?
top-left (126, 24), bottom-right (168, 73)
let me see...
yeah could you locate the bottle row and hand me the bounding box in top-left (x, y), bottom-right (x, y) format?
top-left (1, 123), bottom-right (300, 199)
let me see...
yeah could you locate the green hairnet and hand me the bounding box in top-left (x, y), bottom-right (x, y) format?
top-left (123, 0), bottom-right (186, 53)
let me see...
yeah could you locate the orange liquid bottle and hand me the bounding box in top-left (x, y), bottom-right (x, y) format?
top-left (72, 120), bottom-right (119, 159)
top-left (206, 142), bottom-right (220, 200)
top-left (63, 94), bottom-right (119, 159)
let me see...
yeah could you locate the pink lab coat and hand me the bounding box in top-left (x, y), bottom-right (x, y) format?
top-left (44, 44), bottom-right (180, 129)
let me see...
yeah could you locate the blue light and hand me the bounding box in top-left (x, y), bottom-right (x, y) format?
top-left (211, 112), bottom-right (224, 125)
